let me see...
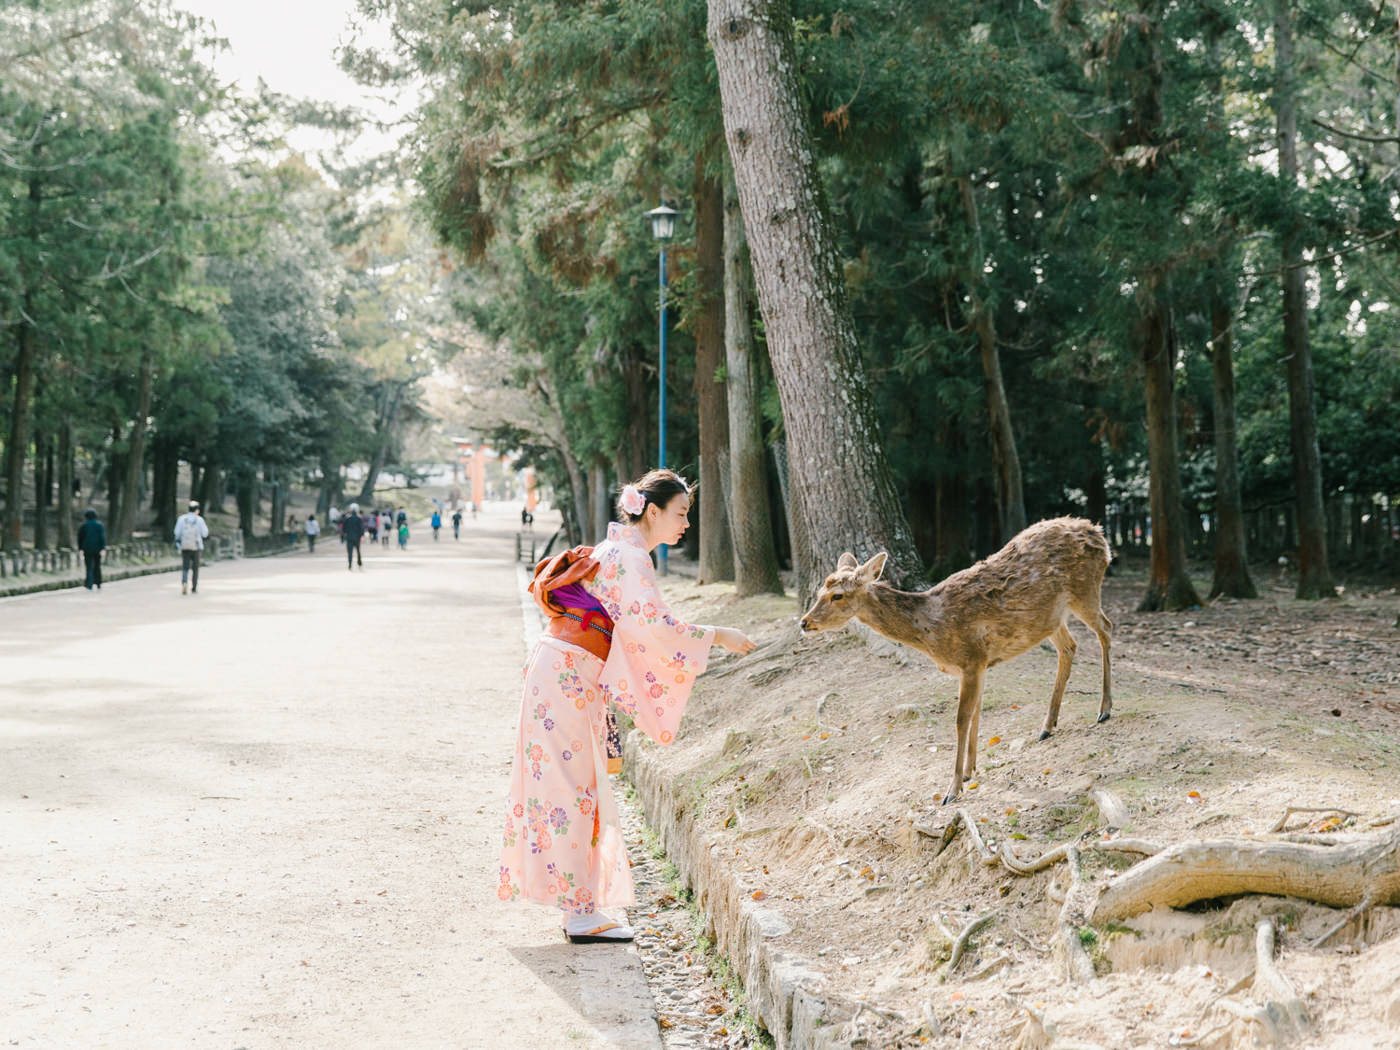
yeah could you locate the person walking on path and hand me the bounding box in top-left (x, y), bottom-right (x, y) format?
top-left (397, 518), bottom-right (409, 550)
top-left (343, 503), bottom-right (366, 570)
top-left (380, 511), bottom-right (393, 546)
top-left (173, 501), bottom-right (209, 595)
top-left (305, 514), bottom-right (320, 553)
top-left (76, 508), bottom-right (106, 591)
top-left (431, 509), bottom-right (442, 541)
top-left (287, 515), bottom-right (298, 546)
top-left (498, 469), bottom-right (756, 944)
top-left (452, 508), bottom-right (463, 540)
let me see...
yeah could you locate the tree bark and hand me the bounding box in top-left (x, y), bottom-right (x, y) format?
top-left (114, 349), bottom-right (154, 541)
top-left (56, 421), bottom-right (73, 549)
top-left (1138, 303), bottom-right (1203, 611)
top-left (1208, 294), bottom-right (1258, 599)
top-left (692, 166), bottom-right (736, 583)
top-left (357, 382), bottom-right (405, 504)
top-left (33, 429), bottom-right (48, 549)
top-left (235, 468), bottom-right (256, 536)
top-left (3, 319), bottom-right (36, 552)
top-left (722, 167), bottom-right (783, 596)
top-left (200, 462), bottom-right (222, 514)
top-left (708, 0), bottom-right (924, 601)
top-left (958, 177), bottom-right (1026, 544)
top-left (1274, 0), bottom-right (1336, 599)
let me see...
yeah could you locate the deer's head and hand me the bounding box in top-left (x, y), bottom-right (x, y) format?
top-left (799, 551), bottom-right (888, 635)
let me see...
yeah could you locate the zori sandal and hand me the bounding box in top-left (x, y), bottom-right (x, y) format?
top-left (563, 917), bottom-right (635, 944)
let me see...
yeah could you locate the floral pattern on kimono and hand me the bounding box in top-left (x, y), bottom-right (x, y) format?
top-left (586, 523), bottom-right (716, 745)
top-left (498, 522), bottom-right (714, 914)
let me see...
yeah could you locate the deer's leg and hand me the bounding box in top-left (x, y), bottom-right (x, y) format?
top-left (1072, 599), bottom-right (1114, 724)
top-left (1039, 624), bottom-right (1076, 741)
top-left (943, 667), bottom-right (984, 805)
top-left (966, 697), bottom-right (981, 777)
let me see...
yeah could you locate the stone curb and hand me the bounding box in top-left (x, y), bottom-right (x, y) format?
top-left (0, 544), bottom-right (302, 600)
top-left (625, 735), bottom-right (856, 1050)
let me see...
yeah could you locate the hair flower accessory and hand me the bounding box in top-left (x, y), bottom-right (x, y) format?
top-left (620, 484), bottom-right (646, 516)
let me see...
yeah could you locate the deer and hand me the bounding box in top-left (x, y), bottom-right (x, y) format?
top-left (799, 517), bottom-right (1113, 804)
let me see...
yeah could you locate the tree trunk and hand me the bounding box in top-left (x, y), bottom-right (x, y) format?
top-left (958, 177), bottom-right (1025, 543)
top-left (722, 166), bottom-right (783, 596)
top-left (693, 166), bottom-right (736, 583)
top-left (107, 427), bottom-right (122, 532)
top-left (1274, 0), bottom-right (1336, 599)
top-left (708, 0), bottom-right (923, 601)
top-left (200, 463), bottom-right (221, 515)
top-left (3, 167), bottom-right (43, 552)
top-left (57, 421), bottom-right (73, 549)
top-left (268, 466), bottom-right (286, 535)
top-left (114, 350), bottom-right (154, 541)
top-left (151, 436), bottom-right (179, 535)
top-left (33, 429), bottom-right (48, 549)
top-left (589, 459), bottom-right (610, 546)
top-left (2, 322), bottom-right (36, 551)
top-left (235, 469), bottom-right (256, 536)
top-left (1208, 294), bottom-right (1258, 599)
top-left (357, 383), bottom-right (404, 504)
top-left (1138, 303), bottom-right (1202, 611)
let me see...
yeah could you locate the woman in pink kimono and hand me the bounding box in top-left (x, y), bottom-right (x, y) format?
top-left (499, 469), bottom-right (756, 943)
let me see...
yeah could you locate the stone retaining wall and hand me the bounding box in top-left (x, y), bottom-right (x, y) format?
top-left (625, 733), bottom-right (855, 1050)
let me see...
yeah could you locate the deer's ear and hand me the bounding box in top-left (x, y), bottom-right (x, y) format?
top-left (837, 551), bottom-right (858, 571)
top-left (857, 551), bottom-right (888, 582)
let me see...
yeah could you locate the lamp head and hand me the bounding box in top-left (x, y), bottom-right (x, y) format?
top-left (645, 203), bottom-right (679, 241)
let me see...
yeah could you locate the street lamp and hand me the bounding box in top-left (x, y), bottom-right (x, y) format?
top-left (646, 203), bottom-right (678, 575)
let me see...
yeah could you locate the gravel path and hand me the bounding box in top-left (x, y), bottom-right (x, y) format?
top-left (0, 504), bottom-right (681, 1049)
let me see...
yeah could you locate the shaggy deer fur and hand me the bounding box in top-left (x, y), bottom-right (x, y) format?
top-left (799, 517), bottom-right (1113, 803)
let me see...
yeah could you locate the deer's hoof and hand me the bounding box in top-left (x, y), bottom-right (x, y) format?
top-left (1096, 711), bottom-right (1111, 724)
top-left (1038, 729), bottom-right (1053, 742)
top-left (941, 791), bottom-right (958, 806)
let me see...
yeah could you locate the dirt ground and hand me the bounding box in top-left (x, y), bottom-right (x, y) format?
top-left (648, 560), bottom-right (1400, 1049)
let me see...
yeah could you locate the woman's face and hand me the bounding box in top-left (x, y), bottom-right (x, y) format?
top-left (644, 492), bottom-right (691, 547)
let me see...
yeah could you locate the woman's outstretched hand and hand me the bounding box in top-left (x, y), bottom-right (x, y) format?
top-left (714, 627), bottom-right (757, 655)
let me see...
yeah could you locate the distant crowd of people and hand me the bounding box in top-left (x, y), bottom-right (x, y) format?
top-left (289, 501), bottom-right (482, 569)
top-left (71, 495), bottom-right (514, 595)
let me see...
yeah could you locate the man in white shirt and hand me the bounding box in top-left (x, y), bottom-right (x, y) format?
top-left (174, 501), bottom-right (210, 595)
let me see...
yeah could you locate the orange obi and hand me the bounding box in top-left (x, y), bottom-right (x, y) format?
top-left (546, 605), bottom-right (613, 662)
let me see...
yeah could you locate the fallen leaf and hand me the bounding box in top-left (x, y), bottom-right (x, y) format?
top-left (988, 736), bottom-right (1001, 746)
top-left (819, 732), bottom-right (830, 739)
top-left (1043, 768), bottom-right (1052, 775)
top-left (859, 866), bottom-right (874, 880)
top-left (1187, 790), bottom-right (1201, 798)
top-left (967, 781), bottom-right (980, 790)
top-left (658, 1018), bottom-right (674, 1029)
top-left (752, 890), bottom-right (767, 901)
top-left (949, 991), bottom-right (964, 1002)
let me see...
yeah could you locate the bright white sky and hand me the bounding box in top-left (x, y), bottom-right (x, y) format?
top-left (176, 0), bottom-right (410, 162)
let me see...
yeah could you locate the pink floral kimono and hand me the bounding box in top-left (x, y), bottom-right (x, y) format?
top-left (498, 522), bottom-right (715, 914)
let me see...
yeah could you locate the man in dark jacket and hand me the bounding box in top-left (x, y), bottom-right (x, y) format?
top-left (76, 508), bottom-right (106, 590)
top-left (343, 502), bottom-right (365, 570)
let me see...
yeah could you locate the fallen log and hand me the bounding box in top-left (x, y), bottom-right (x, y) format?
top-left (1091, 824), bottom-right (1400, 923)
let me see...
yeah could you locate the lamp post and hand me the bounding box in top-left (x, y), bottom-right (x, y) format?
top-left (646, 203), bottom-right (678, 574)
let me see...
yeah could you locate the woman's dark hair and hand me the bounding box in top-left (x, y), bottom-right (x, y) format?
top-left (616, 469), bottom-right (692, 524)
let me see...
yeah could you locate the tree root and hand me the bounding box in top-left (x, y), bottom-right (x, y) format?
top-left (944, 908), bottom-right (998, 977)
top-left (1269, 805), bottom-right (1359, 833)
top-left (1091, 823), bottom-right (1400, 923)
top-left (1055, 846), bottom-right (1097, 984)
top-left (1089, 787), bottom-right (1131, 829)
top-left (1308, 890), bottom-right (1375, 949)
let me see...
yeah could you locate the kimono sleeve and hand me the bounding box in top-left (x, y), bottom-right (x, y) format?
top-left (594, 547), bottom-right (715, 746)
